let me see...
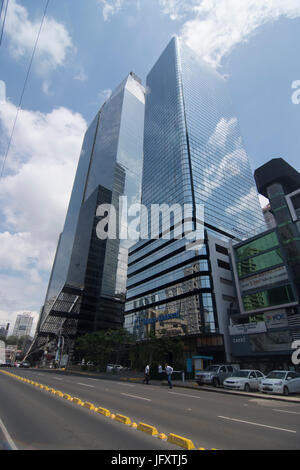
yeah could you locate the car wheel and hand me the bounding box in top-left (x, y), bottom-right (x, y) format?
top-left (212, 378), bottom-right (219, 387)
top-left (244, 383), bottom-right (250, 392)
top-left (283, 386), bottom-right (289, 396)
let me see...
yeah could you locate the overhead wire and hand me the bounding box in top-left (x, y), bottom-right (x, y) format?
top-left (0, 0), bottom-right (9, 46)
top-left (0, 0), bottom-right (50, 181)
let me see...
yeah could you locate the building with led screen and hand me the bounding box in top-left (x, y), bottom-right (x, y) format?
top-left (228, 158), bottom-right (300, 372)
top-left (124, 37), bottom-right (266, 364)
top-left (29, 73), bottom-right (145, 361)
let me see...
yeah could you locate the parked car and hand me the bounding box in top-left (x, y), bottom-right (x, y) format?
top-left (196, 364), bottom-right (240, 387)
top-left (106, 364), bottom-right (124, 372)
top-left (259, 370), bottom-right (300, 396)
top-left (223, 369), bottom-right (265, 391)
top-left (19, 362), bottom-right (30, 368)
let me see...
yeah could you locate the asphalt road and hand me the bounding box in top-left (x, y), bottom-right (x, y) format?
top-left (1, 368), bottom-right (300, 450)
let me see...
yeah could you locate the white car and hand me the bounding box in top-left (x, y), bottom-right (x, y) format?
top-left (106, 364), bottom-right (124, 372)
top-left (223, 370), bottom-right (265, 392)
top-left (259, 370), bottom-right (300, 396)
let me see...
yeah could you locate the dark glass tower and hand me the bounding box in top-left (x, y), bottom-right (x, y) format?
top-left (34, 73), bottom-right (145, 352)
top-left (124, 37), bottom-right (265, 351)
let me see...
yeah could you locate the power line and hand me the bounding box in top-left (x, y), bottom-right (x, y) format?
top-left (0, 0), bottom-right (50, 181)
top-left (0, 0), bottom-right (9, 46)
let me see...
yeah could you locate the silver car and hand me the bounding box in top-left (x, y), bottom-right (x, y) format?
top-left (259, 370), bottom-right (300, 396)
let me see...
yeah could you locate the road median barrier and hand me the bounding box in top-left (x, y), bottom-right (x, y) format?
top-left (83, 402), bottom-right (96, 411)
top-left (167, 433), bottom-right (195, 450)
top-left (72, 397), bottom-right (84, 406)
top-left (137, 422), bottom-right (158, 436)
top-left (114, 414), bottom-right (131, 426)
top-left (96, 406), bottom-right (110, 417)
top-left (63, 393), bottom-right (72, 400)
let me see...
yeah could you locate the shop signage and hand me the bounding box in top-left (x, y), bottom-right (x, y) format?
top-left (229, 321), bottom-right (267, 336)
top-left (134, 311), bottom-right (180, 328)
top-left (240, 266), bottom-right (288, 293)
top-left (264, 309), bottom-right (288, 329)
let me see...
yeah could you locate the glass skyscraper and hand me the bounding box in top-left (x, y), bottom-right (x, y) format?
top-left (124, 37), bottom-right (266, 352)
top-left (34, 72), bottom-right (145, 352)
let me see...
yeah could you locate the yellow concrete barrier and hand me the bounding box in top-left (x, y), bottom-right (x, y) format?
top-left (72, 397), bottom-right (84, 406)
top-left (167, 433), bottom-right (195, 450)
top-left (137, 422), bottom-right (158, 436)
top-left (96, 407), bottom-right (110, 417)
top-left (114, 414), bottom-right (131, 426)
top-left (83, 402), bottom-right (96, 411)
top-left (63, 393), bottom-right (72, 400)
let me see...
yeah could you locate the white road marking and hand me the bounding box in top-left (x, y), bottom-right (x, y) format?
top-left (52, 377), bottom-right (62, 380)
top-left (218, 415), bottom-right (297, 433)
top-left (273, 409), bottom-right (300, 415)
top-left (77, 383), bottom-right (94, 388)
top-left (168, 391), bottom-right (201, 399)
top-left (120, 393), bottom-right (151, 401)
top-left (0, 417), bottom-right (18, 450)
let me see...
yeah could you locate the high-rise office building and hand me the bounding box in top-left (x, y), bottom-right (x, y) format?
top-left (32, 72), bottom-right (145, 356)
top-left (12, 313), bottom-right (33, 338)
top-left (124, 37), bottom-right (265, 363)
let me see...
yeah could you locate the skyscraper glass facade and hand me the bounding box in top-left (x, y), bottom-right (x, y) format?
top-left (37, 73), bottom-right (145, 343)
top-left (124, 37), bottom-right (266, 345)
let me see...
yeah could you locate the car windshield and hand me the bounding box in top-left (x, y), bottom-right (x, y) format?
top-left (233, 370), bottom-right (251, 378)
top-left (206, 366), bottom-right (220, 372)
top-left (266, 371), bottom-right (286, 379)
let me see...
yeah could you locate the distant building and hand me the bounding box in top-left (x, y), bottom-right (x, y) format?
top-left (12, 314), bottom-right (33, 338)
top-left (262, 204), bottom-right (276, 230)
top-left (0, 323), bottom-right (9, 338)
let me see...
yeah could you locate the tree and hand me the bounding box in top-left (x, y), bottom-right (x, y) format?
top-left (74, 328), bottom-right (134, 370)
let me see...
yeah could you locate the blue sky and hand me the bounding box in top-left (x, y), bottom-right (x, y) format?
top-left (0, 0), bottom-right (300, 333)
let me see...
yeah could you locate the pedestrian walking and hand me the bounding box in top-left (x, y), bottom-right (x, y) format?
top-left (158, 364), bottom-right (162, 374)
top-left (165, 363), bottom-right (173, 389)
top-left (143, 364), bottom-right (150, 384)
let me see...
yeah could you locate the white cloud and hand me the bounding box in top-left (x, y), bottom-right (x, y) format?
top-left (158, 0), bottom-right (196, 21)
top-left (5, 0), bottom-right (74, 74)
top-left (97, 0), bottom-right (125, 21)
top-left (74, 69), bottom-right (88, 82)
top-left (0, 100), bottom-right (87, 321)
top-left (159, 0), bottom-right (300, 67)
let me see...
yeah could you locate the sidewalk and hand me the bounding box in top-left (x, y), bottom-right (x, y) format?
top-left (41, 366), bottom-right (300, 404)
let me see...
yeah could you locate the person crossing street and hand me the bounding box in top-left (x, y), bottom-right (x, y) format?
top-left (165, 363), bottom-right (173, 389)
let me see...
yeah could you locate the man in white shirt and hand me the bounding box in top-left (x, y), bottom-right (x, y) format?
top-left (143, 364), bottom-right (150, 384)
top-left (165, 363), bottom-right (173, 389)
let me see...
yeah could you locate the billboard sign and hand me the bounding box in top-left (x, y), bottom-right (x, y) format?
top-left (240, 266), bottom-right (288, 293)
